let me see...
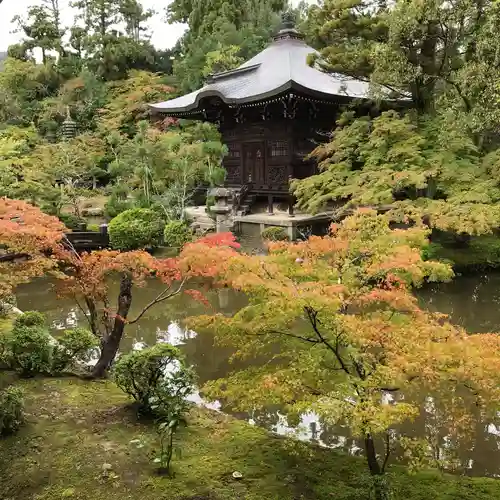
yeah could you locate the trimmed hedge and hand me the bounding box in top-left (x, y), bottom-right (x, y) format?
top-left (163, 220), bottom-right (192, 249)
top-left (108, 208), bottom-right (165, 251)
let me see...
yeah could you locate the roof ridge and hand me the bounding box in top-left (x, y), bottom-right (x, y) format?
top-left (207, 63), bottom-right (260, 83)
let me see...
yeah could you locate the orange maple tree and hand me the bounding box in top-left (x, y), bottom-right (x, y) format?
top-left (0, 197), bottom-right (66, 302)
top-left (56, 232), bottom-right (240, 377)
top-left (188, 210), bottom-right (500, 498)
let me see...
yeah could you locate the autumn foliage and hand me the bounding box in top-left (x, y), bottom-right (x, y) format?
top-left (0, 198), bottom-right (66, 301)
top-left (55, 231), bottom-right (240, 376)
top-left (189, 210), bottom-right (500, 489)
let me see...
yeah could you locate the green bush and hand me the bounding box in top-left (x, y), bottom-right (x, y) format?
top-left (113, 343), bottom-right (195, 415)
top-left (108, 208), bottom-right (165, 251)
top-left (9, 312), bottom-right (52, 377)
top-left (52, 328), bottom-right (99, 374)
top-left (0, 386), bottom-right (24, 435)
top-left (163, 220), bottom-right (193, 249)
top-left (104, 194), bottom-right (132, 219)
top-left (14, 311), bottom-right (46, 328)
top-left (87, 223), bottom-right (101, 232)
top-left (59, 213), bottom-right (87, 231)
top-left (261, 226), bottom-right (290, 242)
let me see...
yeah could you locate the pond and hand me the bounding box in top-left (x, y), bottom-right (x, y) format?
top-left (14, 271), bottom-right (500, 477)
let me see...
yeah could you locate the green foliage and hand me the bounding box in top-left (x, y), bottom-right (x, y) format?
top-left (107, 121), bottom-right (226, 219)
top-left (0, 386), bottom-right (25, 436)
top-left (12, 3), bottom-right (64, 64)
top-left (58, 213), bottom-right (87, 231)
top-left (188, 211), bottom-right (500, 484)
top-left (163, 220), bottom-right (193, 248)
top-left (425, 234), bottom-right (500, 271)
top-left (295, 0), bottom-right (500, 238)
top-left (14, 311), bottom-right (46, 329)
top-left (113, 343), bottom-right (195, 415)
top-left (52, 328), bottom-right (99, 374)
top-left (293, 111), bottom-right (500, 234)
top-left (105, 184), bottom-right (133, 219)
top-left (99, 71), bottom-right (174, 137)
top-left (154, 409), bottom-right (187, 475)
top-left (87, 223), bottom-right (101, 232)
top-left (108, 208), bottom-right (165, 250)
top-left (169, 0), bottom-right (284, 92)
top-left (9, 313), bottom-right (52, 377)
top-left (37, 70), bottom-right (108, 137)
top-left (0, 58), bottom-right (61, 124)
top-left (261, 226), bottom-right (289, 241)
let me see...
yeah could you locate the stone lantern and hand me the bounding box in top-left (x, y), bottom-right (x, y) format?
top-left (208, 187), bottom-right (233, 233)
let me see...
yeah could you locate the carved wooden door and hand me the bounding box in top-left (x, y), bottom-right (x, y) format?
top-left (243, 142), bottom-right (265, 187)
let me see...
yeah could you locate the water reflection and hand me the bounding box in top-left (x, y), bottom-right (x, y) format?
top-left (15, 272), bottom-right (500, 476)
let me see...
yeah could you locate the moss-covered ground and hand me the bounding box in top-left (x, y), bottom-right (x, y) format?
top-left (1, 377), bottom-right (500, 500)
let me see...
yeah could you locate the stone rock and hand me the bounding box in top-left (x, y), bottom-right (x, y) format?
top-left (82, 207), bottom-right (104, 217)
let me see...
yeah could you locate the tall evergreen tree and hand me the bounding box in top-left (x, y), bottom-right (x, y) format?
top-left (168, 0), bottom-right (287, 92)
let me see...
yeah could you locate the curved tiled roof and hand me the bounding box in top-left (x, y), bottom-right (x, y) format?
top-left (149, 28), bottom-right (372, 115)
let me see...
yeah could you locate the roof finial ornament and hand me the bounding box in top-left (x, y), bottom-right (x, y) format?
top-left (274, 10), bottom-right (303, 41)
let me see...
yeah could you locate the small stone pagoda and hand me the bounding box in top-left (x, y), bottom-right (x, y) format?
top-left (150, 14), bottom-right (393, 218)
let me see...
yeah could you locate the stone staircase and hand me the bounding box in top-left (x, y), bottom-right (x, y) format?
top-left (231, 187), bottom-right (256, 216)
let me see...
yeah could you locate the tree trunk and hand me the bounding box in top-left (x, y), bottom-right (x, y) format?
top-left (91, 273), bottom-right (133, 377)
top-left (364, 433), bottom-right (388, 500)
top-left (364, 433), bottom-right (382, 475)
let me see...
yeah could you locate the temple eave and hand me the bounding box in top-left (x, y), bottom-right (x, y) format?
top-left (149, 84), bottom-right (363, 118)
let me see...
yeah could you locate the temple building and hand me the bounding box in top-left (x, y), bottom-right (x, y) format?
top-left (150, 15), bottom-right (400, 234)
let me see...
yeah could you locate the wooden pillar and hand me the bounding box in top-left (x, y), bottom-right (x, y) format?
top-left (268, 194), bottom-right (274, 215)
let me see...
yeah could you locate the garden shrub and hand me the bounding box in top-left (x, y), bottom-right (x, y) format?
top-left (163, 220), bottom-right (193, 249)
top-left (108, 208), bottom-right (165, 250)
top-left (14, 311), bottom-right (46, 328)
top-left (0, 386), bottom-right (25, 435)
top-left (113, 343), bottom-right (195, 415)
top-left (52, 328), bottom-right (99, 374)
top-left (0, 324), bottom-right (12, 368)
top-left (9, 312), bottom-right (52, 377)
top-left (261, 226), bottom-right (290, 242)
top-left (87, 223), bottom-right (101, 232)
top-left (59, 213), bottom-right (87, 231)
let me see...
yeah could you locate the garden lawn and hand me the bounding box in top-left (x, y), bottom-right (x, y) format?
top-left (0, 377), bottom-right (499, 500)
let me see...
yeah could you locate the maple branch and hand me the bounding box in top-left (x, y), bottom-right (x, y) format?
top-left (304, 305), bottom-right (352, 376)
top-left (128, 278), bottom-right (186, 325)
top-left (444, 78), bottom-right (472, 112)
top-left (268, 329), bottom-right (321, 344)
top-left (73, 294), bottom-right (94, 331)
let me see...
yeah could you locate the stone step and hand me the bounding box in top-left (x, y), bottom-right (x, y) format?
top-left (192, 217), bottom-right (214, 224)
